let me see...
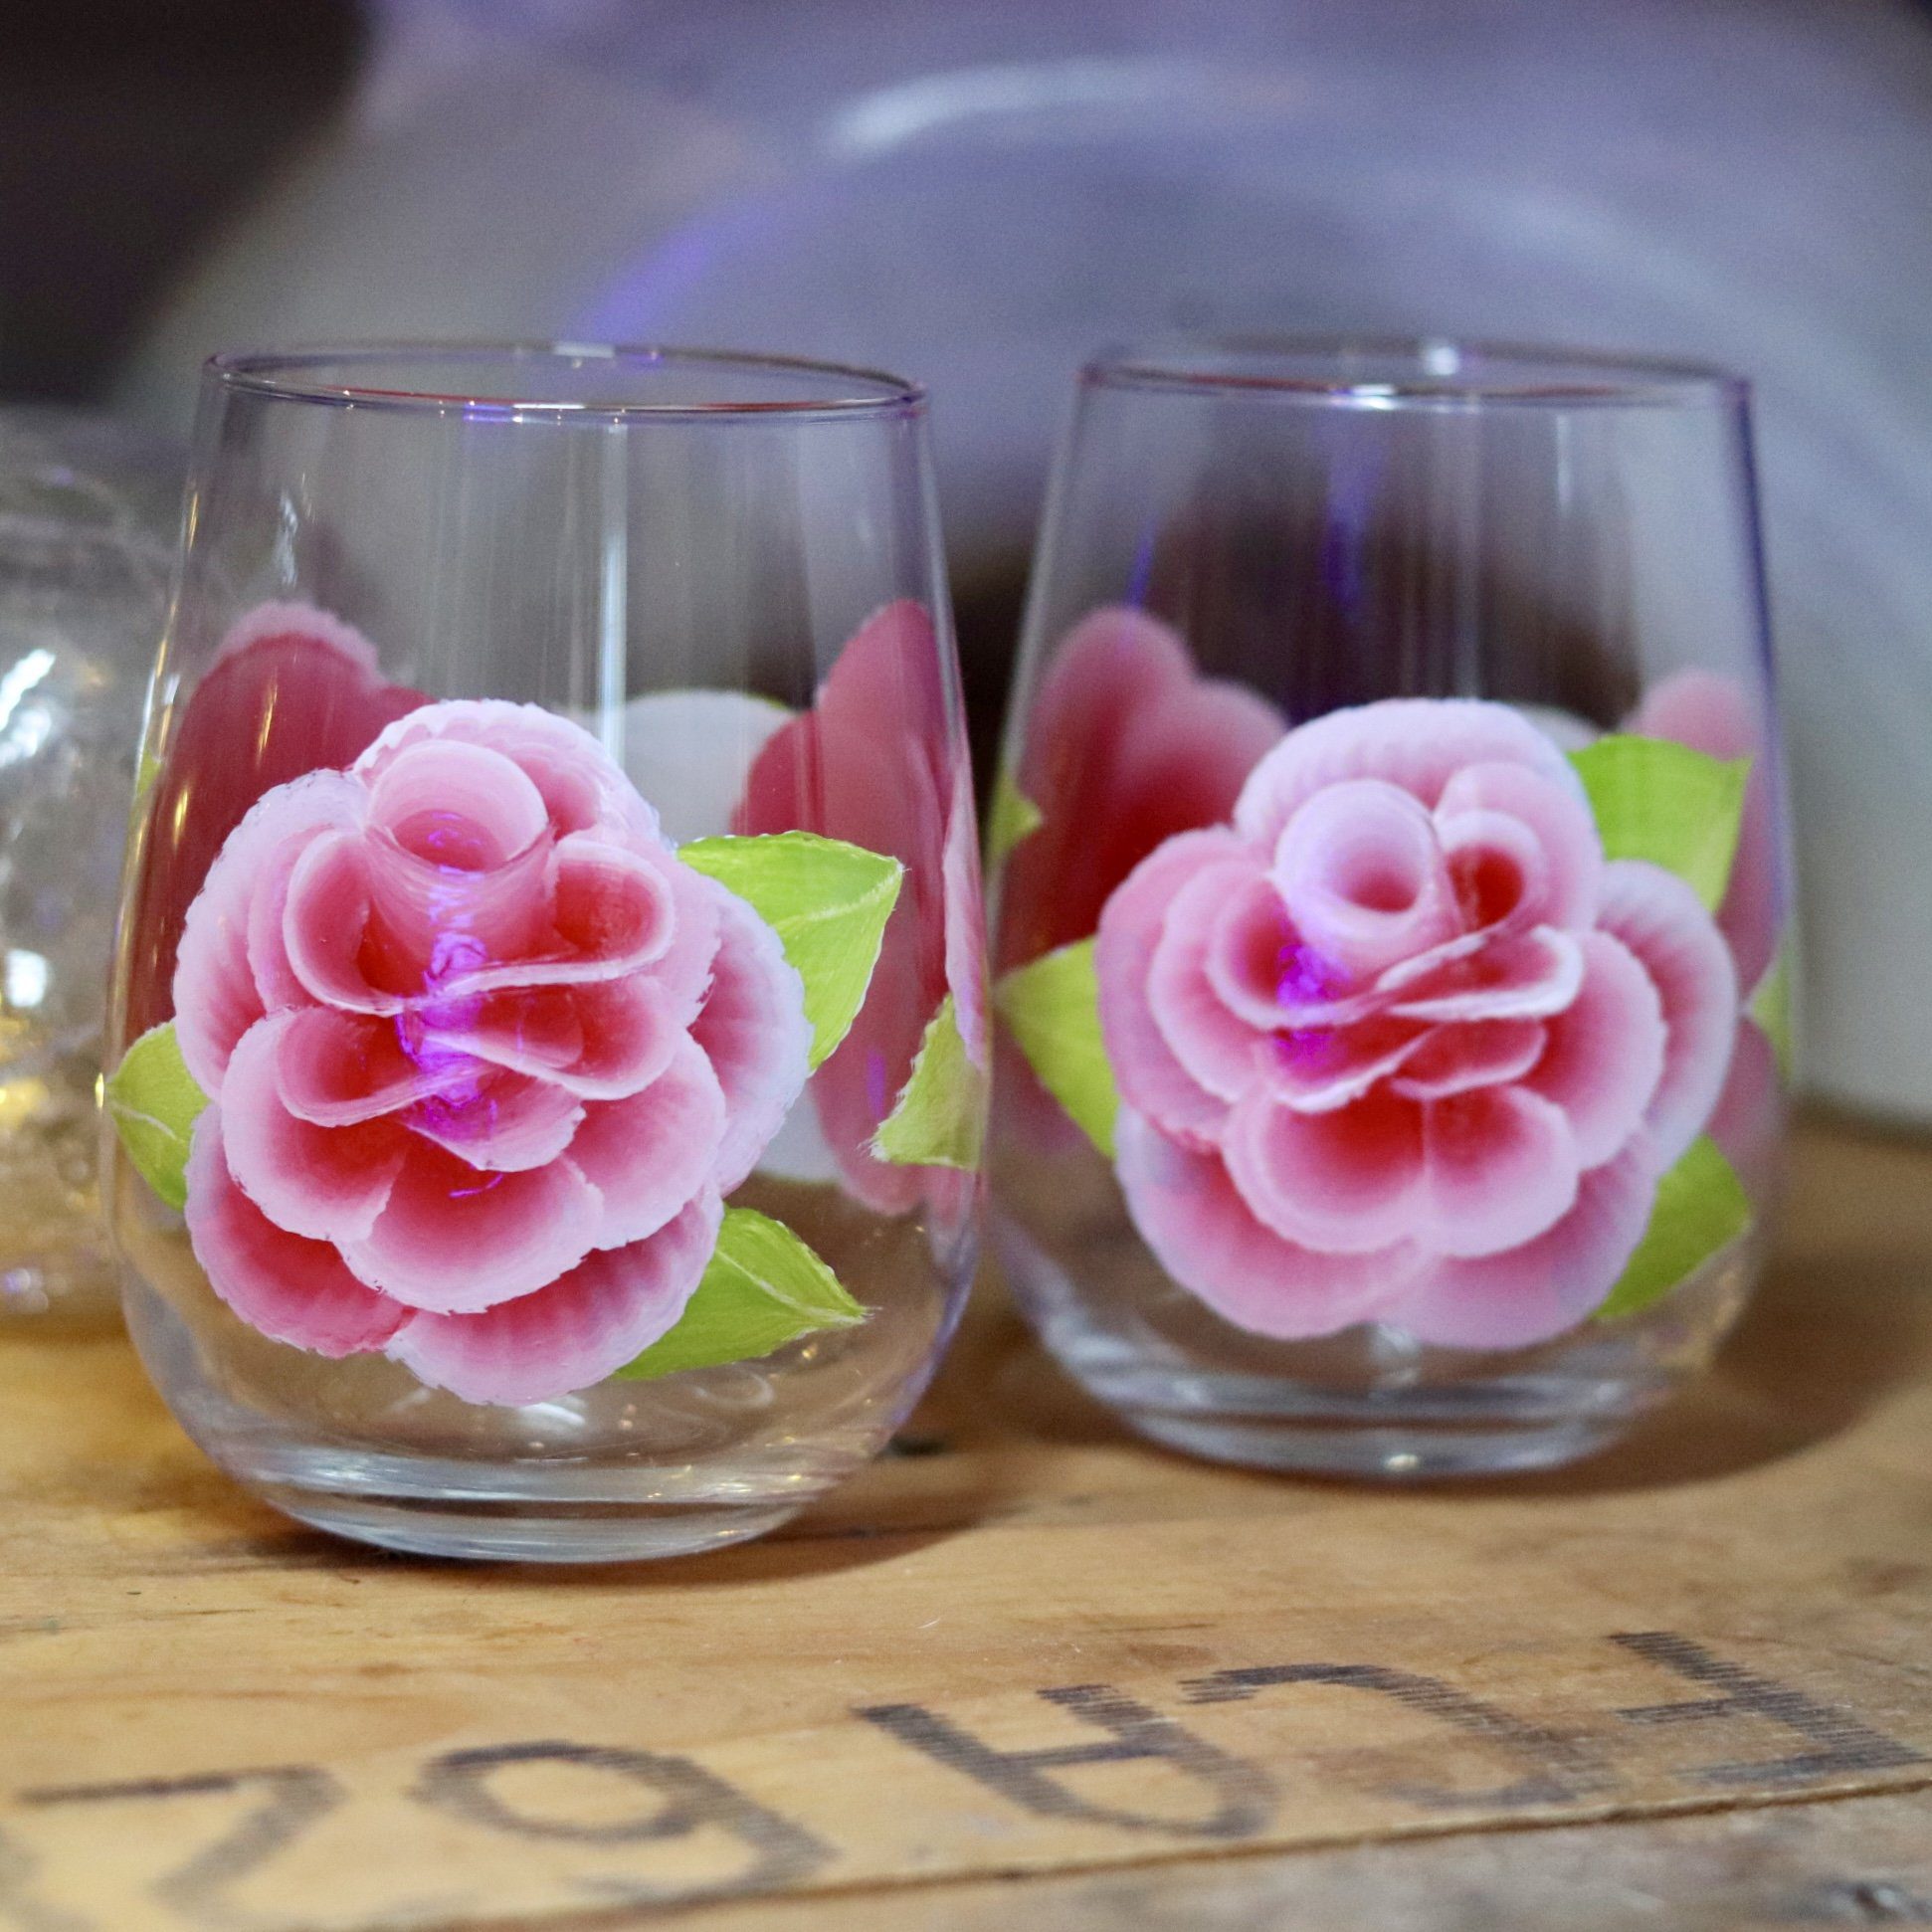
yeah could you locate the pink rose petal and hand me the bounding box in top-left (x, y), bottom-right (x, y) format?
top-left (688, 884), bottom-right (813, 1193)
top-left (1383, 926), bottom-right (1585, 1024)
top-left (1096, 829), bottom-right (1252, 1145)
top-left (528, 978), bottom-right (681, 1098)
top-left (365, 738), bottom-right (550, 869)
top-left (386, 1192), bottom-right (722, 1406)
top-left (1146, 858), bottom-right (1274, 1102)
top-left (421, 977), bottom-right (676, 1100)
top-left (173, 771), bottom-right (367, 1090)
top-left (736, 599), bottom-right (960, 1214)
top-left (339, 1137), bottom-right (604, 1313)
top-left (1265, 1014), bottom-right (1432, 1113)
top-left (220, 1017), bottom-right (406, 1242)
top-left (1222, 1086), bottom-right (1426, 1255)
top-left (243, 799), bottom-right (371, 1018)
top-left (545, 835), bottom-right (676, 974)
top-left (621, 842), bottom-right (723, 1027)
top-left (566, 1036), bottom-right (729, 1249)
top-left (1418, 1086), bottom-right (1580, 1258)
top-left (274, 1006), bottom-right (477, 1126)
top-left (128, 607), bottom-right (426, 1043)
top-left (281, 833), bottom-right (400, 1017)
top-left (1433, 809), bottom-right (1550, 940)
top-left (1522, 931), bottom-right (1666, 1168)
top-left (1203, 873), bottom-right (1370, 1031)
top-left (355, 698), bottom-right (657, 844)
top-left (1389, 1019), bottom-right (1545, 1102)
top-left (1000, 607), bottom-right (1283, 966)
top-left (1116, 1108), bottom-right (1411, 1338)
top-left (1271, 780), bottom-right (1455, 981)
top-left (1235, 698), bottom-right (1581, 850)
top-left (1596, 861), bottom-right (1738, 1165)
top-left (360, 817), bottom-right (554, 996)
top-left (1391, 1133), bottom-right (1660, 1349)
top-left (403, 1069), bottom-right (587, 1174)
top-left (184, 1110), bottom-right (406, 1356)
top-left (1434, 760), bottom-right (1602, 930)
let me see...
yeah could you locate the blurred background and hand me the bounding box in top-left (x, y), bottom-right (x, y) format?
top-left (3, 0), bottom-right (1931, 1122)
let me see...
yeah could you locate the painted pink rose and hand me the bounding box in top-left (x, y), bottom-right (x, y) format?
top-left (738, 600), bottom-right (984, 1214)
top-left (998, 607), bottom-right (1284, 968)
top-left (994, 608), bottom-right (1282, 1156)
top-left (1100, 698), bottom-right (1740, 1349)
top-left (173, 697), bottom-right (811, 1404)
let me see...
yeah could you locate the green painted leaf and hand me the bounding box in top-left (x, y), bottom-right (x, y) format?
top-left (1569, 735), bottom-right (1751, 912)
top-left (994, 938), bottom-right (1118, 1158)
top-left (615, 1207), bottom-right (866, 1380)
top-left (1594, 1136), bottom-right (1752, 1322)
top-left (103, 1022), bottom-right (208, 1211)
top-left (127, 749), bottom-right (165, 841)
top-left (871, 993), bottom-right (987, 1169)
top-left (985, 770), bottom-right (1044, 868)
top-left (1750, 945), bottom-right (1796, 1077)
top-left (680, 831), bottom-right (902, 1068)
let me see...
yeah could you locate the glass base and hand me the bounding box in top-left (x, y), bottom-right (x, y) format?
top-left (1084, 1372), bottom-right (1644, 1479)
top-left (255, 1481), bottom-right (799, 1564)
top-left (120, 1250), bottom-right (940, 1566)
top-left (995, 1203), bottom-right (1752, 1483)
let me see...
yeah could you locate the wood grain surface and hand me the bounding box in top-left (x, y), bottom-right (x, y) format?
top-left (2, 1119), bottom-right (1928, 1931)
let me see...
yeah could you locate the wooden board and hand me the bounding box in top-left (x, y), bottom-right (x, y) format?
top-left (1, 1118), bottom-right (1928, 1931)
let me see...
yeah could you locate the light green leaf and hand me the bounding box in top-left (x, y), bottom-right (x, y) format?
top-left (615, 1207), bottom-right (866, 1380)
top-left (985, 770), bottom-right (1044, 868)
top-left (127, 749), bottom-right (165, 840)
top-left (994, 938), bottom-right (1118, 1158)
top-left (103, 1021), bottom-right (208, 1211)
top-left (1569, 735), bottom-right (1751, 912)
top-left (871, 993), bottom-right (987, 1169)
top-left (680, 831), bottom-right (902, 1068)
top-left (1750, 945), bottom-right (1796, 1078)
top-left (1594, 1136), bottom-right (1752, 1322)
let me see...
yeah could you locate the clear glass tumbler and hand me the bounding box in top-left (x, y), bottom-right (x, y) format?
top-left (108, 346), bottom-right (986, 1560)
top-left (989, 337), bottom-right (1791, 1478)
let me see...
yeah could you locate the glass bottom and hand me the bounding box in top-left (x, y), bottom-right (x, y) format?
top-left (119, 1203), bottom-right (965, 1563)
top-left (255, 1483), bottom-right (800, 1564)
top-left (1067, 1370), bottom-right (1648, 1479)
top-left (995, 1201), bottom-right (1755, 1482)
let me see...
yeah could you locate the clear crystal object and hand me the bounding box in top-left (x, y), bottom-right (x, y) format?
top-left (0, 412), bottom-right (178, 1324)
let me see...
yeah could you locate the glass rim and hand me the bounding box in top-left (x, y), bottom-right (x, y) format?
top-left (1080, 334), bottom-right (1750, 410)
top-left (204, 342), bottom-right (927, 422)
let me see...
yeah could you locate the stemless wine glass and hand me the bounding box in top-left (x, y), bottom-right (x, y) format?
top-left (108, 345), bottom-right (986, 1560)
top-left (990, 336), bottom-right (1791, 1478)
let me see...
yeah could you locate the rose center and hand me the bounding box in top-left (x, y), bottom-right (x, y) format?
top-left (1449, 845), bottom-right (1525, 929)
top-left (389, 807), bottom-right (505, 873)
top-left (1331, 847), bottom-right (1428, 916)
